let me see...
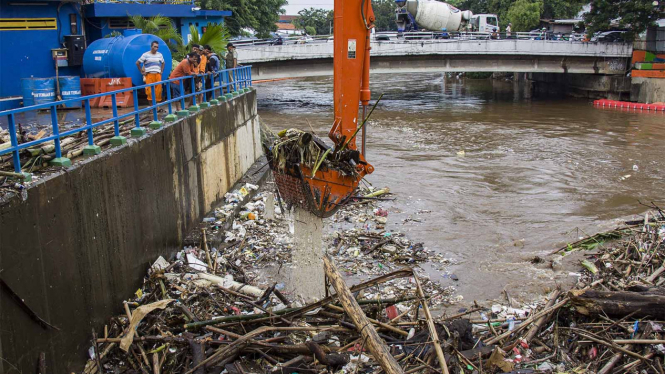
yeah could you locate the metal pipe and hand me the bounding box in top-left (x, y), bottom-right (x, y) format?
top-left (361, 105), bottom-right (367, 156)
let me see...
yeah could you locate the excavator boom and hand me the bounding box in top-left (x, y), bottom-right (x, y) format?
top-left (268, 0), bottom-right (375, 218)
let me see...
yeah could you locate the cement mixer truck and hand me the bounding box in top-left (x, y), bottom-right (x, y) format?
top-left (395, 0), bottom-right (499, 35)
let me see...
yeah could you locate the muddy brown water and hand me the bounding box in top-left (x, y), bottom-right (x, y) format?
top-left (257, 73), bottom-right (665, 306)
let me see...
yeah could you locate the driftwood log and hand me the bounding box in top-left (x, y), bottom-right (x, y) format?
top-left (569, 288), bottom-right (665, 319)
top-left (323, 255), bottom-right (404, 374)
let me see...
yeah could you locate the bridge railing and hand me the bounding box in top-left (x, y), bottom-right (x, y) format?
top-left (0, 66), bottom-right (253, 176)
top-left (378, 31), bottom-right (588, 42)
top-left (233, 35), bottom-right (333, 48)
top-left (86, 0), bottom-right (195, 4)
top-left (234, 31), bottom-right (610, 49)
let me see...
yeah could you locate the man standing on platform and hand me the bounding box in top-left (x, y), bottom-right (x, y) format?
top-left (136, 41), bottom-right (165, 105)
top-left (224, 43), bottom-right (238, 92)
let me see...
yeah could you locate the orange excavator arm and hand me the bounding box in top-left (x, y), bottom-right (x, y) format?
top-left (268, 0), bottom-right (375, 218)
top-left (329, 0), bottom-right (374, 154)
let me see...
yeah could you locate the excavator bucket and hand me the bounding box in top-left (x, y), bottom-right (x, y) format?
top-left (270, 161), bottom-right (360, 218)
top-left (266, 130), bottom-right (370, 218)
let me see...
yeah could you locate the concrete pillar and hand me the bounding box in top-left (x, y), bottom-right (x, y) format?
top-left (524, 76), bottom-right (533, 100)
top-left (289, 208), bottom-right (325, 303)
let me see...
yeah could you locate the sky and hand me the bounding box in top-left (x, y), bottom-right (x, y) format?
top-left (283, 0), bottom-right (334, 15)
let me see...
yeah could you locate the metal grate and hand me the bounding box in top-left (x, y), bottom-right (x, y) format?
top-left (0, 18), bottom-right (57, 31)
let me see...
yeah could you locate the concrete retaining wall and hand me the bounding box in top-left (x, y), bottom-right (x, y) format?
top-left (530, 72), bottom-right (632, 100)
top-left (631, 77), bottom-right (665, 103)
top-left (0, 91), bottom-right (261, 373)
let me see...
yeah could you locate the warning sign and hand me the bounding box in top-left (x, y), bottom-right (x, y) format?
top-left (347, 39), bottom-right (356, 59)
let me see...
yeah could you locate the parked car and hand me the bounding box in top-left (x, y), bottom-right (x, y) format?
top-left (591, 31), bottom-right (627, 42)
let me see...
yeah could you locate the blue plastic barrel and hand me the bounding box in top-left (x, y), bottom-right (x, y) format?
top-left (83, 29), bottom-right (172, 86)
top-left (21, 78), bottom-right (56, 107)
top-left (58, 76), bottom-right (82, 108)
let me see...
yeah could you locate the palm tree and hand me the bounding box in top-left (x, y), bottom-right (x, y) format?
top-left (186, 23), bottom-right (231, 55)
top-left (129, 15), bottom-right (184, 51)
top-left (126, 16), bottom-right (230, 63)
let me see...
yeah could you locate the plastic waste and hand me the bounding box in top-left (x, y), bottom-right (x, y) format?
top-left (241, 211), bottom-right (257, 220)
top-left (186, 253), bottom-right (207, 271)
top-left (374, 208), bottom-right (389, 217)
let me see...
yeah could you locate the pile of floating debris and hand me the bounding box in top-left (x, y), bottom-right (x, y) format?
top-left (81, 182), bottom-right (665, 373)
top-left (459, 208), bottom-right (665, 374)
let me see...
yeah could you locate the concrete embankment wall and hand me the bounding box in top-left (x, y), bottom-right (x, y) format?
top-left (0, 91), bottom-right (261, 373)
top-left (530, 72), bottom-right (632, 100)
top-left (631, 77), bottom-right (665, 103)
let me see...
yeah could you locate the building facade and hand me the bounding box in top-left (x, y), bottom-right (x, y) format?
top-left (0, 0), bottom-right (230, 110)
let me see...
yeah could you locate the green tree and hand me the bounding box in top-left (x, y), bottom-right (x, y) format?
top-left (584, 0), bottom-right (659, 40)
top-left (542, 0), bottom-right (586, 19)
top-left (198, 0), bottom-right (287, 38)
top-left (505, 0), bottom-right (542, 31)
top-left (458, 0), bottom-right (492, 15)
top-left (458, 0), bottom-right (584, 29)
top-left (305, 26), bottom-right (317, 35)
top-left (252, 0), bottom-right (288, 38)
top-left (372, 0), bottom-right (398, 32)
top-left (295, 8), bottom-right (334, 35)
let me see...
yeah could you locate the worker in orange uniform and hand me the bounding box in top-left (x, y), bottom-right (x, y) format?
top-left (192, 44), bottom-right (207, 103)
top-left (169, 52), bottom-right (198, 111)
top-left (136, 41), bottom-right (165, 106)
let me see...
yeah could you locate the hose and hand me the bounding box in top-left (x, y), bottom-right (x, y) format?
top-left (361, 0), bottom-right (370, 30)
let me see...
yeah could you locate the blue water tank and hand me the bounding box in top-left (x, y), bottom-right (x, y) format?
top-left (58, 76), bottom-right (82, 108)
top-left (83, 29), bottom-right (173, 86)
top-left (21, 78), bottom-right (56, 107)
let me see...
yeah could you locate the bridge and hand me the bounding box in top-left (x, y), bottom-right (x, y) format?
top-left (238, 39), bottom-right (633, 80)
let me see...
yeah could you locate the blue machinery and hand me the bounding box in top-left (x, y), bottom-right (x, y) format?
top-left (0, 65), bottom-right (252, 177)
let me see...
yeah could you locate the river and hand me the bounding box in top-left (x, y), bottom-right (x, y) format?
top-left (255, 73), bottom-right (665, 306)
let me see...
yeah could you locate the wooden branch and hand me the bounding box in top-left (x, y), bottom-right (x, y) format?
top-left (441, 307), bottom-right (482, 322)
top-left (202, 229), bottom-right (213, 270)
top-left (569, 289), bottom-right (665, 319)
top-left (613, 339), bottom-right (665, 344)
top-left (184, 326), bottom-right (333, 374)
top-left (278, 269), bottom-right (413, 321)
top-left (524, 289), bottom-right (561, 342)
top-left (647, 265), bottom-right (665, 283)
top-left (326, 304), bottom-right (408, 336)
top-left (412, 272), bottom-right (449, 374)
top-left (570, 328), bottom-right (650, 361)
top-left (323, 255), bottom-right (404, 374)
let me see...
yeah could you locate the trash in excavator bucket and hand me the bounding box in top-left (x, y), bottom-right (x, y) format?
top-left (266, 128), bottom-right (369, 218)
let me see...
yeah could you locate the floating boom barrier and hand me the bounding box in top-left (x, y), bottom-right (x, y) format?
top-left (593, 99), bottom-right (665, 112)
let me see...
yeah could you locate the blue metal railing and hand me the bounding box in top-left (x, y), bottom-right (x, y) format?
top-left (0, 65), bottom-right (253, 175)
top-left (91, 0), bottom-right (195, 4)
